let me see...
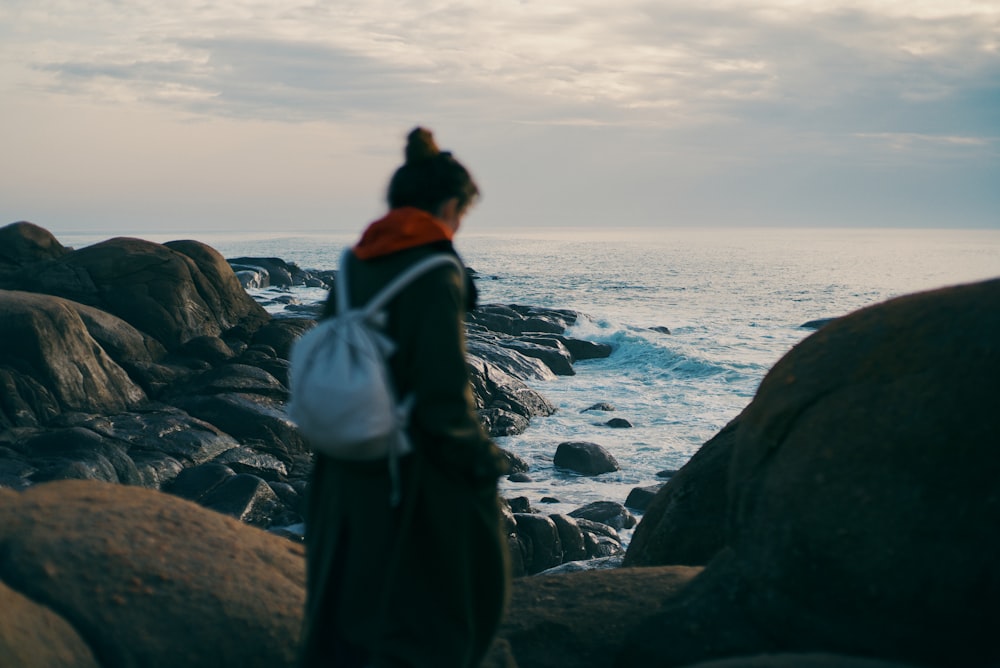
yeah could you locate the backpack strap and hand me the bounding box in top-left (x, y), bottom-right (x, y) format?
top-left (336, 247), bottom-right (464, 318)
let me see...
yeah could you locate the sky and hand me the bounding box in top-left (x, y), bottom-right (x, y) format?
top-left (1, 0), bottom-right (998, 235)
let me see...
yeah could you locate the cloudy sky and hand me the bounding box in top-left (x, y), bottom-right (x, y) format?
top-left (1, 0), bottom-right (997, 235)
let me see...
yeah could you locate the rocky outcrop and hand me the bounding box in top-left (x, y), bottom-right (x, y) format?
top-left (0, 480), bottom-right (305, 668)
top-left (618, 278), bottom-right (1000, 667)
top-left (0, 232), bottom-right (269, 351)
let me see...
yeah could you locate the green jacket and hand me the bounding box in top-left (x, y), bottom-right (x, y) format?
top-left (300, 242), bottom-right (510, 668)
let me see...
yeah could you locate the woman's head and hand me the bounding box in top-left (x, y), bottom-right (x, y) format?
top-left (387, 127), bottom-right (480, 219)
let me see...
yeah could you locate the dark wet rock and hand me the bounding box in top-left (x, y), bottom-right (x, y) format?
top-left (649, 325), bottom-right (672, 335)
top-left (507, 472), bottom-right (532, 483)
top-left (169, 364), bottom-right (289, 402)
top-left (540, 497), bottom-right (560, 504)
top-left (619, 279), bottom-right (1000, 668)
top-left (624, 483), bottom-right (667, 512)
top-left (466, 338), bottom-right (556, 382)
top-left (800, 317), bottom-right (838, 330)
top-left (497, 339), bottom-right (575, 376)
top-left (478, 407), bottom-right (530, 437)
top-left (0, 480), bottom-right (305, 668)
top-left (176, 335), bottom-right (235, 365)
top-left (467, 357), bottom-right (556, 420)
top-left (604, 417), bottom-right (632, 428)
top-left (553, 441), bottom-right (620, 476)
top-left (624, 415), bottom-right (737, 567)
top-left (20, 428), bottom-right (142, 486)
top-left (233, 267), bottom-right (268, 289)
top-left (559, 337), bottom-right (613, 361)
top-left (550, 513), bottom-right (588, 563)
top-left (198, 473), bottom-right (281, 527)
top-left (569, 501), bottom-right (637, 531)
top-left (214, 446), bottom-right (289, 481)
top-left (507, 496), bottom-right (533, 514)
top-left (583, 532), bottom-right (625, 559)
top-left (498, 448), bottom-right (529, 474)
top-left (582, 402), bottom-right (615, 412)
top-left (656, 469), bottom-right (678, 478)
top-left (170, 392), bottom-right (307, 464)
top-left (468, 304), bottom-right (573, 336)
top-left (514, 513), bottom-right (563, 574)
top-left (55, 408), bottom-right (240, 468)
top-left (164, 462), bottom-right (236, 503)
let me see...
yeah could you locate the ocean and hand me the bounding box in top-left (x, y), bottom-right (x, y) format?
top-left (60, 226), bottom-right (1000, 537)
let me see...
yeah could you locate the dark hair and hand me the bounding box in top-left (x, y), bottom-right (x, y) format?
top-left (387, 127), bottom-right (480, 215)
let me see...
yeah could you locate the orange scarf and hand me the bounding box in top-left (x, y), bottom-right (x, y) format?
top-left (353, 207), bottom-right (454, 260)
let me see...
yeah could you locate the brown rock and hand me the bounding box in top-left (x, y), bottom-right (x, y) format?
top-left (0, 480), bottom-right (305, 668)
top-left (0, 577), bottom-right (99, 668)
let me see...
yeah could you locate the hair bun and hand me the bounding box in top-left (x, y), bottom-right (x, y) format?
top-left (405, 127), bottom-right (440, 163)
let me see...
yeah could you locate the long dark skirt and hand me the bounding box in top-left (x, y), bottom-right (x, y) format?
top-left (299, 453), bottom-right (509, 668)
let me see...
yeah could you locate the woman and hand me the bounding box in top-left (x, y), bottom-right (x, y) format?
top-left (299, 128), bottom-right (510, 668)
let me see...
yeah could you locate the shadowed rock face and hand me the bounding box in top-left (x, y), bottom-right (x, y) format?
top-left (0, 221), bottom-right (68, 269)
top-left (0, 480), bottom-right (306, 668)
top-left (618, 278), bottom-right (1000, 668)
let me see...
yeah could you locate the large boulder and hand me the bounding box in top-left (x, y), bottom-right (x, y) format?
top-left (0, 480), bottom-right (305, 667)
top-left (0, 221), bottom-right (69, 269)
top-left (618, 278), bottom-right (1000, 667)
top-left (0, 290), bottom-right (146, 427)
top-left (5, 235), bottom-right (268, 350)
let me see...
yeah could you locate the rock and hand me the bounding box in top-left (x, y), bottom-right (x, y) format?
top-left (559, 337), bottom-right (613, 361)
top-left (649, 326), bottom-right (672, 335)
top-left (21, 428), bottom-right (143, 486)
top-left (549, 513), bottom-right (588, 563)
top-left (467, 304), bottom-right (573, 336)
top-left (0, 291), bottom-right (147, 426)
top-left (506, 496), bottom-right (533, 514)
top-left (498, 448), bottom-right (530, 475)
top-left (55, 408), bottom-right (240, 468)
top-left (569, 501), bottom-right (637, 531)
top-left (0, 221), bottom-right (69, 269)
top-left (495, 566), bottom-right (700, 668)
top-left (618, 279), bottom-right (1000, 668)
top-left (198, 473), bottom-right (281, 527)
top-left (0, 578), bottom-right (100, 668)
top-left (582, 402), bottom-right (615, 412)
top-left (513, 513), bottom-right (563, 574)
top-left (604, 418), bottom-right (632, 428)
top-left (466, 338), bottom-right (557, 382)
top-left (170, 392), bottom-right (307, 465)
top-left (467, 357), bottom-right (556, 419)
top-left (624, 483), bottom-right (667, 512)
top-left (176, 335), bottom-right (235, 365)
top-left (8, 236), bottom-right (269, 351)
top-left (165, 462), bottom-right (236, 503)
top-left (233, 268), bottom-right (269, 289)
top-left (507, 472), bottom-right (532, 483)
top-left (214, 446), bottom-right (289, 480)
top-left (478, 408), bottom-right (530, 437)
top-left (226, 257), bottom-right (298, 287)
top-left (800, 317), bottom-right (838, 330)
top-left (624, 415), bottom-right (737, 567)
top-left (656, 469), bottom-right (678, 478)
top-left (0, 480), bottom-right (305, 668)
top-left (169, 364), bottom-right (289, 402)
top-left (497, 339), bottom-right (575, 376)
top-left (553, 441), bottom-right (620, 476)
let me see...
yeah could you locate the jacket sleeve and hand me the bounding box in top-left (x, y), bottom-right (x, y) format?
top-left (392, 264), bottom-right (509, 485)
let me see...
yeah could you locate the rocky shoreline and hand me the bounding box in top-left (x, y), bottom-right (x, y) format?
top-left (0, 221), bottom-right (640, 575)
top-left (3, 220), bottom-right (998, 667)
